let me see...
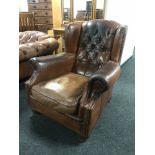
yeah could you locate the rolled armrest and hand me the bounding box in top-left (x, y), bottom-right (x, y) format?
top-left (87, 61), bottom-right (121, 99)
top-left (19, 38), bottom-right (59, 62)
top-left (25, 52), bottom-right (75, 90)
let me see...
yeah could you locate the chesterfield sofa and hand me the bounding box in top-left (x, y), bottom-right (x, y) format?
top-left (25, 19), bottom-right (127, 138)
top-left (19, 31), bottom-right (59, 80)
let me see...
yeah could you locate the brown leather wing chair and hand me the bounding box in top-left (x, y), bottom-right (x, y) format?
top-left (25, 19), bottom-right (127, 138)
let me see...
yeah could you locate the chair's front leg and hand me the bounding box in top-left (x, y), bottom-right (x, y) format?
top-left (78, 85), bottom-right (112, 138)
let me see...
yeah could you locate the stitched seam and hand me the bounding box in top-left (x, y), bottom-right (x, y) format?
top-left (32, 88), bottom-right (79, 107)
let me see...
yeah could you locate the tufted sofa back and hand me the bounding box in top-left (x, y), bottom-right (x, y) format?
top-left (19, 31), bottom-right (51, 45)
top-left (19, 31), bottom-right (58, 62)
top-left (64, 19), bottom-right (127, 77)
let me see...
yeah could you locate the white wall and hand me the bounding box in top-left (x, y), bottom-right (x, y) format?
top-left (74, 0), bottom-right (87, 18)
top-left (96, 0), bottom-right (104, 9)
top-left (64, 0), bottom-right (70, 8)
top-left (104, 0), bottom-right (135, 64)
top-left (19, 0), bottom-right (28, 12)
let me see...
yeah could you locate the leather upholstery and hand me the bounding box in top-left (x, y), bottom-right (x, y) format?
top-left (19, 61), bottom-right (33, 80)
top-left (19, 31), bottom-right (58, 62)
top-left (19, 31), bottom-right (50, 44)
top-left (19, 31), bottom-right (59, 80)
top-left (25, 53), bottom-right (75, 89)
top-left (86, 61), bottom-right (121, 99)
top-left (31, 73), bottom-right (88, 114)
top-left (74, 20), bottom-right (122, 76)
top-left (26, 20), bottom-right (127, 137)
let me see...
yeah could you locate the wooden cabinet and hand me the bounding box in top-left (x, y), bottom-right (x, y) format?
top-left (27, 0), bottom-right (53, 32)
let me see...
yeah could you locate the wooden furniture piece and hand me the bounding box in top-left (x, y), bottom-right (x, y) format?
top-left (48, 28), bottom-right (65, 53)
top-left (53, 27), bottom-right (65, 52)
top-left (25, 20), bottom-right (127, 138)
top-left (19, 31), bottom-right (59, 80)
top-left (27, 0), bottom-right (53, 32)
top-left (76, 10), bottom-right (88, 21)
top-left (62, 0), bottom-right (104, 23)
top-left (53, 27), bottom-right (65, 38)
top-left (19, 12), bottom-right (35, 32)
top-left (51, 0), bottom-right (104, 29)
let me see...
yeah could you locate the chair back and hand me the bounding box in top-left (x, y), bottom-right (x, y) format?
top-left (64, 19), bottom-right (127, 76)
top-left (19, 12), bottom-right (35, 32)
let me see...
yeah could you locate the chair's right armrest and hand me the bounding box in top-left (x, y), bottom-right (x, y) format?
top-left (25, 53), bottom-right (75, 92)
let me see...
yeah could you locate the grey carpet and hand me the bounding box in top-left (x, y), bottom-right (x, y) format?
top-left (19, 55), bottom-right (135, 155)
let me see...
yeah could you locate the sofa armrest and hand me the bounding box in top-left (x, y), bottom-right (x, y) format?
top-left (86, 61), bottom-right (121, 100)
top-left (25, 53), bottom-right (75, 91)
top-left (19, 38), bottom-right (59, 62)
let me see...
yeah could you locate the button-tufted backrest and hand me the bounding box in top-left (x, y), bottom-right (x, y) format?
top-left (64, 19), bottom-right (127, 77)
top-left (19, 31), bottom-right (51, 45)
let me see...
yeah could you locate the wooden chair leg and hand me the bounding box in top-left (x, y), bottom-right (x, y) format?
top-left (32, 110), bottom-right (41, 115)
top-left (78, 135), bottom-right (88, 142)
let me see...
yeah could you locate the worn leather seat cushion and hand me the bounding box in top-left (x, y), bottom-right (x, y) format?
top-left (31, 73), bottom-right (88, 114)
